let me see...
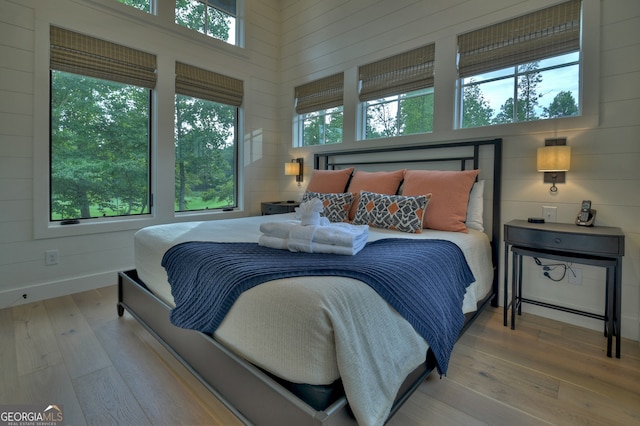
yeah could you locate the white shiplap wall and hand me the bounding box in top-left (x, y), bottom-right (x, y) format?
top-left (277, 0), bottom-right (640, 341)
top-left (1, 0), bottom-right (638, 341)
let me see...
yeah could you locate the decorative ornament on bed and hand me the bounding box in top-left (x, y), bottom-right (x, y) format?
top-left (301, 191), bottom-right (354, 223)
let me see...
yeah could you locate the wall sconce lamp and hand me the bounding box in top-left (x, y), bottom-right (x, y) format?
top-left (284, 157), bottom-right (304, 185)
top-left (537, 138), bottom-right (571, 193)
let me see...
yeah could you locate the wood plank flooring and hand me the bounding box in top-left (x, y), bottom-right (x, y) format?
top-left (1, 285), bottom-right (638, 425)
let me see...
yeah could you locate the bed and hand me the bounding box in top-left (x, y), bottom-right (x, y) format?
top-left (118, 138), bottom-right (502, 425)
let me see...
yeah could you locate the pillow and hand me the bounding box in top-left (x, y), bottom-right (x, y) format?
top-left (346, 169), bottom-right (406, 220)
top-left (402, 169), bottom-right (479, 233)
top-left (352, 191), bottom-right (430, 233)
top-left (305, 168), bottom-right (354, 193)
top-left (301, 191), bottom-right (355, 223)
top-left (466, 180), bottom-right (485, 232)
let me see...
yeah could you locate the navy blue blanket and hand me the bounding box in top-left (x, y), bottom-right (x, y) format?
top-left (162, 238), bottom-right (474, 374)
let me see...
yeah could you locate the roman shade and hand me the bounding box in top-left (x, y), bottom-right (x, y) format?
top-left (175, 61), bottom-right (244, 106)
top-left (295, 73), bottom-right (344, 114)
top-left (457, 0), bottom-right (581, 78)
top-left (359, 44), bottom-right (435, 102)
top-left (50, 25), bottom-right (157, 89)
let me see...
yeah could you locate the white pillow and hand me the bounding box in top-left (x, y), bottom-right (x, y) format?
top-left (466, 180), bottom-right (484, 232)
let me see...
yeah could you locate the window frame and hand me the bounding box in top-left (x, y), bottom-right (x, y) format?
top-left (49, 70), bottom-right (154, 222)
top-left (174, 94), bottom-right (240, 213)
top-left (453, 0), bottom-right (588, 131)
top-left (361, 87), bottom-right (434, 140)
top-left (456, 52), bottom-right (581, 128)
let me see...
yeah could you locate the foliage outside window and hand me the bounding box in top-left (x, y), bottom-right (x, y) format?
top-left (176, 0), bottom-right (237, 45)
top-left (359, 44), bottom-right (435, 140)
top-left (51, 72), bottom-right (151, 220)
top-left (174, 61), bottom-right (242, 212)
top-left (175, 95), bottom-right (238, 211)
top-left (49, 26), bottom-right (156, 222)
top-left (457, 0), bottom-right (581, 128)
top-left (299, 106), bottom-right (343, 146)
top-left (116, 0), bottom-right (152, 13)
top-left (363, 88), bottom-right (433, 139)
top-left (460, 53), bottom-right (579, 127)
top-left (295, 73), bottom-right (344, 147)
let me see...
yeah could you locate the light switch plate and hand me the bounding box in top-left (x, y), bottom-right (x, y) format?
top-left (542, 206), bottom-right (557, 222)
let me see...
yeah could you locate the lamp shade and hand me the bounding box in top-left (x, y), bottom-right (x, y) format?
top-left (537, 145), bottom-right (571, 172)
top-left (284, 162), bottom-right (300, 175)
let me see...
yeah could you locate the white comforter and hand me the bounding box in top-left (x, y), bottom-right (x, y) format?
top-left (134, 214), bottom-right (493, 425)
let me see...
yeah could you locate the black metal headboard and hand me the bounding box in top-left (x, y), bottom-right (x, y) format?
top-left (314, 138), bottom-right (502, 307)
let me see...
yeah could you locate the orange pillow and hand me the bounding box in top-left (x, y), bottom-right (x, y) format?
top-left (401, 169), bottom-right (479, 233)
top-left (305, 168), bottom-right (354, 193)
top-left (346, 169), bottom-right (406, 220)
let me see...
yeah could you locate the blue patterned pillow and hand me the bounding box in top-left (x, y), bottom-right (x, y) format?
top-left (352, 191), bottom-right (430, 233)
top-left (302, 191), bottom-right (355, 223)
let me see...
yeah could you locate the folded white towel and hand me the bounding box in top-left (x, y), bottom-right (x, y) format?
top-left (289, 224), bottom-right (320, 253)
top-left (259, 221), bottom-right (369, 255)
top-left (259, 220), bottom-right (299, 239)
top-left (258, 234), bottom-right (289, 250)
top-left (312, 223), bottom-right (369, 247)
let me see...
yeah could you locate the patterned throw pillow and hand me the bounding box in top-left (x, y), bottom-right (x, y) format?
top-left (302, 191), bottom-right (355, 222)
top-left (352, 191), bottom-right (431, 233)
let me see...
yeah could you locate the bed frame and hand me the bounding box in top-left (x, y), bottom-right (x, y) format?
top-left (118, 138), bottom-right (502, 425)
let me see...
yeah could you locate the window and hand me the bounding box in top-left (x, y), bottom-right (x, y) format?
top-left (174, 62), bottom-right (242, 212)
top-left (116, 0), bottom-right (152, 13)
top-left (457, 0), bottom-right (581, 128)
top-left (49, 26), bottom-right (156, 222)
top-left (176, 0), bottom-right (237, 45)
top-left (359, 44), bottom-right (435, 140)
top-left (294, 73), bottom-right (344, 146)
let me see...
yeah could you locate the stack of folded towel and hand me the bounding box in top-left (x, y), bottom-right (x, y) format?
top-left (258, 220), bottom-right (369, 255)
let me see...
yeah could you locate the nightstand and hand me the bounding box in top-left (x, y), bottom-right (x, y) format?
top-left (261, 201), bottom-right (299, 215)
top-left (503, 219), bottom-right (625, 357)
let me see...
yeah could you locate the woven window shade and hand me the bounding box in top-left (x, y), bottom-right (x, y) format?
top-left (208, 0), bottom-right (236, 16)
top-left (50, 26), bottom-right (157, 89)
top-left (458, 0), bottom-right (581, 78)
top-left (175, 62), bottom-right (243, 106)
top-left (295, 73), bottom-right (344, 114)
top-left (359, 44), bottom-right (435, 102)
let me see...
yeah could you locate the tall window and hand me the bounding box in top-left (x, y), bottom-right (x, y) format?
top-left (294, 73), bottom-right (344, 147)
top-left (49, 26), bottom-right (156, 221)
top-left (359, 44), bottom-right (435, 140)
top-left (176, 0), bottom-right (237, 45)
top-left (174, 62), bottom-right (242, 212)
top-left (457, 0), bottom-right (581, 128)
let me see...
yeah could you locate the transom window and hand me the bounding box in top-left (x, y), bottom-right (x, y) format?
top-left (457, 0), bottom-right (581, 128)
top-left (176, 0), bottom-right (237, 45)
top-left (294, 73), bottom-right (344, 147)
top-left (363, 88), bottom-right (434, 139)
top-left (359, 44), bottom-right (435, 140)
top-left (116, 0), bottom-right (152, 13)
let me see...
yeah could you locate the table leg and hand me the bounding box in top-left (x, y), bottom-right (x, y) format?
top-left (511, 250), bottom-right (518, 330)
top-left (504, 242), bottom-right (509, 327)
top-left (615, 260), bottom-right (622, 358)
top-left (606, 265), bottom-right (614, 358)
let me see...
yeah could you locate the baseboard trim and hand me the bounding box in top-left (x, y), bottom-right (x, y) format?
top-left (0, 271), bottom-right (120, 309)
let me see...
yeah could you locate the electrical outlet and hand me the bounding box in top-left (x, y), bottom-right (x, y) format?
top-left (45, 250), bottom-right (59, 265)
top-left (542, 206), bottom-right (557, 222)
top-left (568, 268), bottom-right (582, 285)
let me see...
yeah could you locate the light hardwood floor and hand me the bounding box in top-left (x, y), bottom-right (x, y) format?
top-left (1, 285), bottom-right (638, 425)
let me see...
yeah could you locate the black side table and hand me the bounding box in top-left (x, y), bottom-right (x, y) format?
top-left (261, 201), bottom-right (300, 215)
top-left (503, 219), bottom-right (625, 357)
